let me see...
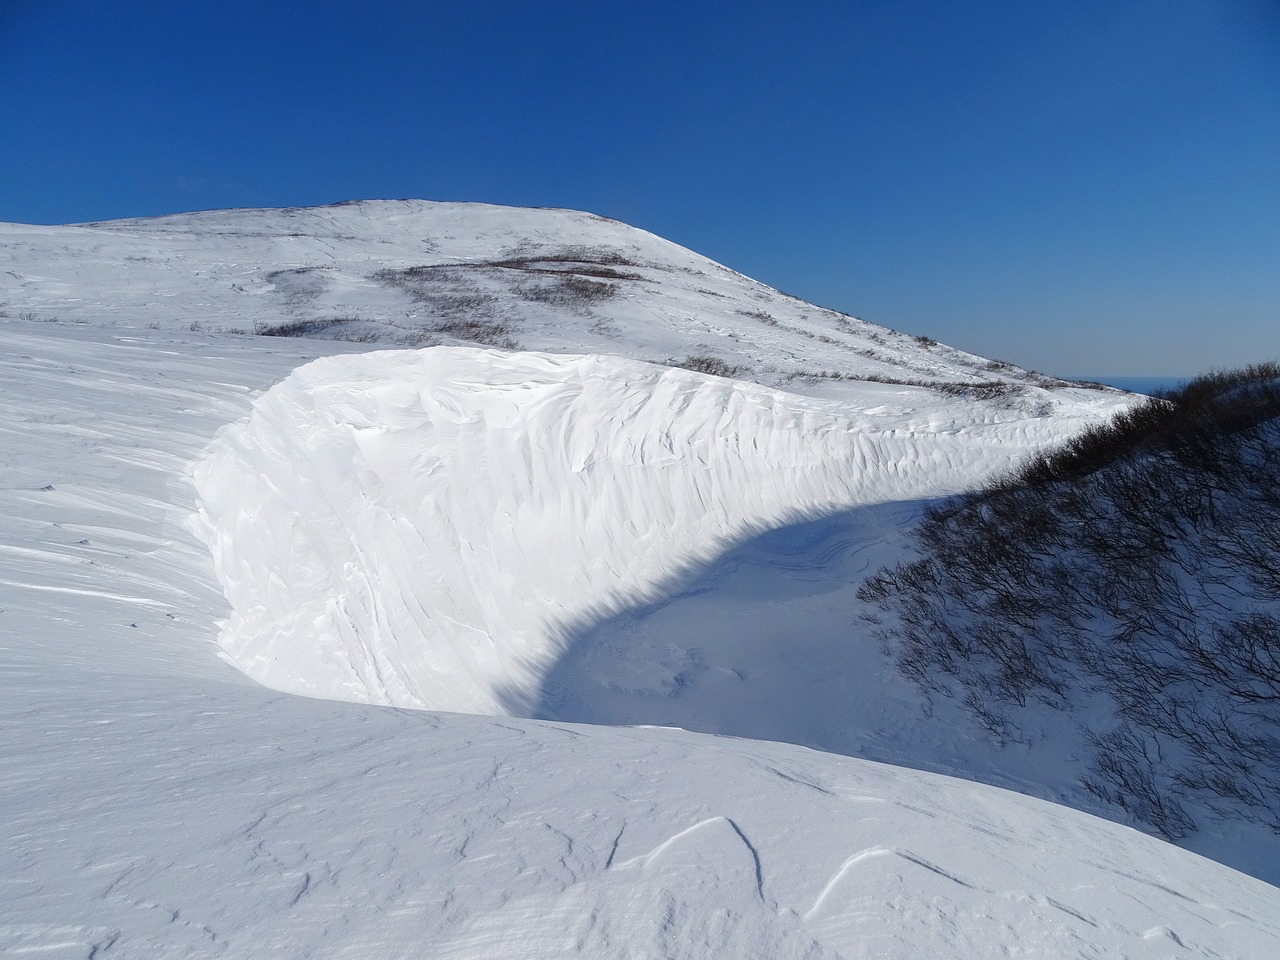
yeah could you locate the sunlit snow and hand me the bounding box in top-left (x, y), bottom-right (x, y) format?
top-left (2, 202), bottom-right (1276, 957)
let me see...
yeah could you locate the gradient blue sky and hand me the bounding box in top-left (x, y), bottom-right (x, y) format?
top-left (3, 0), bottom-right (1277, 376)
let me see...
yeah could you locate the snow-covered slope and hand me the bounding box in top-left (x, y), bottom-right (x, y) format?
top-left (2, 199), bottom-right (1105, 407)
top-left (2, 321), bottom-right (1276, 958)
top-left (5, 201), bottom-right (1275, 954)
top-left (191, 347), bottom-right (1109, 715)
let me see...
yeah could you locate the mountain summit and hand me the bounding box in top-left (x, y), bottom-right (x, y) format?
top-left (5, 199), bottom-right (1109, 409)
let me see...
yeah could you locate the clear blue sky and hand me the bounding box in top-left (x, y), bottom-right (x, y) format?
top-left (3, 0), bottom-right (1277, 376)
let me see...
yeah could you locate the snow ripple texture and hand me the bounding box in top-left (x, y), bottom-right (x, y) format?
top-left (193, 346), bottom-right (1062, 714)
top-left (6, 326), bottom-right (1279, 958)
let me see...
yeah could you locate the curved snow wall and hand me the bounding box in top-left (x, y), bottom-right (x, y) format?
top-left (191, 348), bottom-right (1067, 714)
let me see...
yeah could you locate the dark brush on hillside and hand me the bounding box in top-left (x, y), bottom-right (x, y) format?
top-left (859, 363), bottom-right (1280, 840)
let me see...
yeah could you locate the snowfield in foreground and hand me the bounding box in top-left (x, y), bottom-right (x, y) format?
top-left (2, 323), bottom-right (1277, 958)
top-left (2, 200), bottom-right (1277, 956)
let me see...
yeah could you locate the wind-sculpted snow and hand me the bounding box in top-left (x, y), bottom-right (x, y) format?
top-left (3, 315), bottom-right (1279, 958)
top-left (193, 347), bottom-right (1085, 714)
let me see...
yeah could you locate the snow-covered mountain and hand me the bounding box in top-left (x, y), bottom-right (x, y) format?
top-left (2, 202), bottom-right (1276, 956)
top-left (4, 199), bottom-right (1100, 405)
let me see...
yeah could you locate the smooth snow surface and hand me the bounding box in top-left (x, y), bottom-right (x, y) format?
top-left (3, 202), bottom-right (1277, 956)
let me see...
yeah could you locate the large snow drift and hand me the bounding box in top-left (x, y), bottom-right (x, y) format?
top-left (192, 347), bottom-right (1097, 714)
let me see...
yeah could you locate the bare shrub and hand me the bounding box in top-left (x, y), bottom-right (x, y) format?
top-left (255, 316), bottom-right (364, 338)
top-left (488, 247), bottom-right (644, 282)
top-left (501, 246), bottom-right (640, 267)
top-left (332, 329), bottom-right (381, 343)
top-left (851, 373), bottom-right (1023, 402)
top-left (516, 275), bottom-right (619, 307)
top-left (429, 319), bottom-right (519, 350)
top-left (374, 265), bottom-right (459, 284)
top-left (427, 292), bottom-right (500, 313)
top-left (498, 260), bottom-right (643, 282)
top-left (265, 266), bottom-right (325, 308)
top-left (787, 369), bottom-right (849, 383)
top-left (860, 363), bottom-right (1280, 838)
top-left (378, 251), bottom-right (637, 315)
top-left (678, 355), bottom-right (740, 378)
top-left (373, 268), bottom-right (499, 311)
top-left (738, 309), bottom-right (778, 326)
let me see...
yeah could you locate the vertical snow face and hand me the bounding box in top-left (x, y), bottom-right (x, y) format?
top-left (192, 346), bottom-right (1077, 714)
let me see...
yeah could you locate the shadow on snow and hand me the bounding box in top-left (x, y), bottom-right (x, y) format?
top-left (498, 499), bottom-right (937, 763)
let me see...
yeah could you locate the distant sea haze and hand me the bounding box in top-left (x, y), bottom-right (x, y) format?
top-left (1069, 375), bottom-right (1192, 396)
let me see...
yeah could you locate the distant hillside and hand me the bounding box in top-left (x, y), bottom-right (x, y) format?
top-left (1, 199), bottom-right (1113, 414)
top-left (860, 364), bottom-right (1280, 842)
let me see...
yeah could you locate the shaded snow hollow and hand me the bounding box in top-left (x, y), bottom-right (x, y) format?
top-left (192, 347), bottom-right (1106, 715)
